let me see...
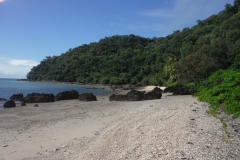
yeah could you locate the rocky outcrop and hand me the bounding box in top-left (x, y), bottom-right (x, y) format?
top-left (79, 93), bottom-right (97, 101)
top-left (109, 87), bottom-right (162, 101)
top-left (55, 90), bottom-right (79, 101)
top-left (3, 100), bottom-right (16, 108)
top-left (10, 93), bottom-right (25, 101)
top-left (164, 86), bottom-right (190, 95)
top-left (24, 93), bottom-right (54, 103)
top-left (0, 98), bottom-right (7, 101)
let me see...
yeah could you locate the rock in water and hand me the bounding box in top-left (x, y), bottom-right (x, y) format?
top-left (3, 100), bottom-right (16, 108)
top-left (10, 93), bottom-right (25, 101)
top-left (79, 93), bottom-right (97, 101)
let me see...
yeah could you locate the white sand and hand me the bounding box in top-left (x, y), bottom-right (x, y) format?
top-left (0, 87), bottom-right (239, 160)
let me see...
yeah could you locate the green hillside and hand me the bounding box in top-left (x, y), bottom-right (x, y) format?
top-left (27, 1), bottom-right (239, 87)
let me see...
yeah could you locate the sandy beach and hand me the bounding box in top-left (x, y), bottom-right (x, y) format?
top-left (0, 86), bottom-right (239, 160)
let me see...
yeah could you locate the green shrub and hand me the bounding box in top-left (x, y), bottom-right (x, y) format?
top-left (100, 77), bottom-right (109, 84)
top-left (198, 69), bottom-right (240, 118)
top-left (109, 76), bottom-right (121, 85)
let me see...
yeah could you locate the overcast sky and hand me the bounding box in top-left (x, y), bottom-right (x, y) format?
top-left (0, 0), bottom-right (234, 78)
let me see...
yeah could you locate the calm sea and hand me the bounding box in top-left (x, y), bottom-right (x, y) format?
top-left (0, 78), bottom-right (118, 109)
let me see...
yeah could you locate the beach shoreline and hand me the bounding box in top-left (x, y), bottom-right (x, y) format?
top-left (0, 86), bottom-right (239, 160)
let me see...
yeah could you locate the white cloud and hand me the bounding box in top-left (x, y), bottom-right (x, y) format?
top-left (8, 59), bottom-right (38, 67)
top-left (0, 56), bottom-right (39, 78)
top-left (0, 0), bottom-right (5, 3)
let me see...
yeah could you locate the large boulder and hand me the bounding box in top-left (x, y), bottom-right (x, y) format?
top-left (143, 92), bottom-right (162, 100)
top-left (143, 87), bottom-right (162, 100)
top-left (79, 93), bottom-right (97, 101)
top-left (55, 90), bottom-right (79, 101)
top-left (126, 90), bottom-right (145, 101)
top-left (151, 87), bottom-right (162, 94)
top-left (3, 100), bottom-right (16, 108)
top-left (24, 93), bottom-right (54, 103)
top-left (10, 93), bottom-right (25, 101)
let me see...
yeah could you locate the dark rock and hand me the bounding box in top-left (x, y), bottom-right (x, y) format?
top-left (163, 86), bottom-right (190, 95)
top-left (109, 87), bottom-right (162, 101)
top-left (127, 90), bottom-right (144, 101)
top-left (79, 93), bottom-right (97, 101)
top-left (143, 87), bottom-right (162, 100)
top-left (187, 141), bottom-right (194, 145)
top-left (0, 98), bottom-right (7, 101)
top-left (143, 91), bottom-right (162, 100)
top-left (10, 93), bottom-right (25, 101)
top-left (152, 87), bottom-right (162, 93)
top-left (24, 93), bottom-right (54, 103)
top-left (109, 94), bottom-right (128, 101)
top-left (34, 104), bottom-right (39, 107)
top-left (3, 100), bottom-right (16, 108)
top-left (21, 102), bottom-right (26, 106)
top-left (55, 90), bottom-right (79, 101)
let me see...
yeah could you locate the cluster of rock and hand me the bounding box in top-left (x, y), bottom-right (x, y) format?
top-left (1, 90), bottom-right (97, 108)
top-left (109, 87), bottom-right (162, 101)
top-left (1, 85), bottom-right (192, 108)
top-left (163, 86), bottom-right (191, 95)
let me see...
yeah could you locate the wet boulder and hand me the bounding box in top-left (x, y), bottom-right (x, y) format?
top-left (3, 100), bottom-right (16, 108)
top-left (55, 90), bottom-right (79, 101)
top-left (79, 93), bottom-right (97, 101)
top-left (24, 93), bottom-right (54, 103)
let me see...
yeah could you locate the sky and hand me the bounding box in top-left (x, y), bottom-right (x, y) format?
top-left (0, 0), bottom-right (234, 78)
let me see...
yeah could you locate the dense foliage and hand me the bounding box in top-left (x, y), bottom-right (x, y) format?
top-left (197, 69), bottom-right (240, 118)
top-left (27, 1), bottom-right (240, 87)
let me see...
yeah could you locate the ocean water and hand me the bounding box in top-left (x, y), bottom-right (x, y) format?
top-left (0, 78), bottom-right (118, 108)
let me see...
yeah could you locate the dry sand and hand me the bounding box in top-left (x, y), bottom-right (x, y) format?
top-left (0, 86), bottom-right (239, 160)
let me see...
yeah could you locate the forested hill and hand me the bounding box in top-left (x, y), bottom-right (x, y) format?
top-left (27, 1), bottom-right (240, 86)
